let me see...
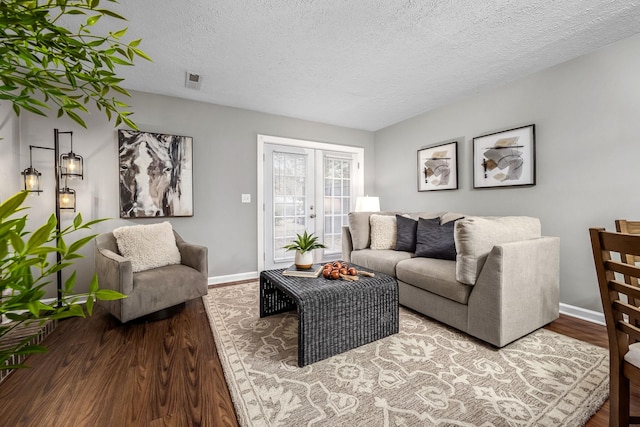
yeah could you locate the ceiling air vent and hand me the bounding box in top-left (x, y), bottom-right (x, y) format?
top-left (185, 72), bottom-right (202, 90)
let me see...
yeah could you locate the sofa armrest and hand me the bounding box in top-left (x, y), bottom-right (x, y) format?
top-left (95, 247), bottom-right (134, 296)
top-left (177, 242), bottom-right (208, 278)
top-left (467, 236), bottom-right (560, 347)
top-left (342, 226), bottom-right (354, 262)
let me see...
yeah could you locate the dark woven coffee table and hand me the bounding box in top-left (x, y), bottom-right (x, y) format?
top-left (259, 265), bottom-right (398, 367)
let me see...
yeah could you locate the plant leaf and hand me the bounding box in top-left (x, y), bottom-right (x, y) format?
top-left (95, 289), bottom-right (126, 300)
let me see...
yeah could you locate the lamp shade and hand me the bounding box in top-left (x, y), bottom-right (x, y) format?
top-left (21, 166), bottom-right (42, 193)
top-left (60, 151), bottom-right (83, 179)
top-left (355, 196), bottom-right (380, 212)
top-left (59, 187), bottom-right (76, 211)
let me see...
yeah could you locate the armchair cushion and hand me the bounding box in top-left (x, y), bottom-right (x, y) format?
top-left (113, 221), bottom-right (181, 272)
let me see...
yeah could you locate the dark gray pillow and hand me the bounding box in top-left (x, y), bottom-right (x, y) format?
top-left (415, 217), bottom-right (458, 260)
top-left (395, 215), bottom-right (418, 252)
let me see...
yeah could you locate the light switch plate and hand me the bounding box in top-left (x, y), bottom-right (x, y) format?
top-left (241, 194), bottom-right (251, 203)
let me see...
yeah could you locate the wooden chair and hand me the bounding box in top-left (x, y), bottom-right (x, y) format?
top-left (616, 220), bottom-right (640, 288)
top-left (590, 228), bottom-right (640, 426)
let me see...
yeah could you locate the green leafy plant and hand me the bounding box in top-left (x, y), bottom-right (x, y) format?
top-left (1, 191), bottom-right (124, 370)
top-left (0, 0), bottom-right (151, 129)
top-left (283, 231), bottom-right (327, 254)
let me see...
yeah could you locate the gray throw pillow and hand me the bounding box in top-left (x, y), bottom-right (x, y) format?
top-left (395, 214), bottom-right (418, 252)
top-left (415, 217), bottom-right (459, 260)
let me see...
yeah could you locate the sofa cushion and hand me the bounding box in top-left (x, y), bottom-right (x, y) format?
top-left (351, 249), bottom-right (412, 277)
top-left (396, 258), bottom-right (472, 304)
top-left (455, 216), bottom-right (542, 285)
top-left (415, 217), bottom-right (459, 260)
top-left (370, 214), bottom-right (397, 250)
top-left (113, 221), bottom-right (181, 273)
top-left (395, 214), bottom-right (418, 252)
top-left (404, 212), bottom-right (442, 221)
top-left (441, 212), bottom-right (466, 223)
top-left (348, 211), bottom-right (398, 250)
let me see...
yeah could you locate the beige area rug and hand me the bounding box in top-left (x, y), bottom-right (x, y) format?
top-left (203, 282), bottom-right (609, 427)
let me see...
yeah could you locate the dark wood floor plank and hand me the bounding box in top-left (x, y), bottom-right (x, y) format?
top-left (0, 290), bottom-right (624, 426)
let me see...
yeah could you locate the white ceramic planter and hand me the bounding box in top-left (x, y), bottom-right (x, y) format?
top-left (294, 250), bottom-right (313, 269)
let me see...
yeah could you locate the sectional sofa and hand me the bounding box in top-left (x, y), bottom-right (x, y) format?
top-left (342, 211), bottom-right (560, 347)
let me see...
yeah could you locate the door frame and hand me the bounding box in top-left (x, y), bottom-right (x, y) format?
top-left (257, 134), bottom-right (364, 272)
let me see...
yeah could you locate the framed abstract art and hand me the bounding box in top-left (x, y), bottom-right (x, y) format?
top-left (417, 141), bottom-right (458, 191)
top-left (473, 124), bottom-right (536, 189)
top-left (118, 130), bottom-right (193, 218)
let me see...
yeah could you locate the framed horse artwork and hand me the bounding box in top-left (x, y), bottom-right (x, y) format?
top-left (118, 130), bottom-right (194, 218)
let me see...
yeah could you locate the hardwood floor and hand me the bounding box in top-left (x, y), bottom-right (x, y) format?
top-left (0, 288), bottom-right (632, 426)
top-left (0, 292), bottom-right (238, 427)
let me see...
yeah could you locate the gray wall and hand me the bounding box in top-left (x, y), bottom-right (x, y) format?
top-left (4, 33), bottom-right (639, 313)
top-left (374, 33), bottom-right (640, 313)
top-left (1, 93), bottom-right (374, 297)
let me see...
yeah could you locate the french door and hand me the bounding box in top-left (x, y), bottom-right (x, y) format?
top-left (264, 145), bottom-right (316, 269)
top-left (260, 136), bottom-right (363, 271)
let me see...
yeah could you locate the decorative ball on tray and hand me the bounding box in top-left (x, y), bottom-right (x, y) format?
top-left (322, 261), bottom-right (372, 281)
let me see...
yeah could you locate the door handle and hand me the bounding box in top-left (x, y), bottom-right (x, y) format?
top-left (309, 214), bottom-right (316, 218)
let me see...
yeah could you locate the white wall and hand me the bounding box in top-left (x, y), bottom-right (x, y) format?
top-left (374, 33), bottom-right (640, 313)
top-left (1, 93), bottom-right (375, 297)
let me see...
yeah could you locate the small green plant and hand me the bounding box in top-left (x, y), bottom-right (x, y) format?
top-left (0, 0), bottom-right (151, 129)
top-left (283, 231), bottom-right (327, 254)
top-left (1, 191), bottom-right (124, 370)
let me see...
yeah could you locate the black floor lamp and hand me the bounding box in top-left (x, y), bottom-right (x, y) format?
top-left (20, 129), bottom-right (84, 307)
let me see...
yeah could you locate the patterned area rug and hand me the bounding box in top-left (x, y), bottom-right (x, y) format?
top-left (203, 282), bottom-right (609, 426)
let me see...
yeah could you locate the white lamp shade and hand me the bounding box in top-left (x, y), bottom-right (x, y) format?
top-left (355, 196), bottom-right (380, 212)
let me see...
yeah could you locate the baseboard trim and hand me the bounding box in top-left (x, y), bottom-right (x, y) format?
top-left (45, 287), bottom-right (607, 326)
top-left (559, 303), bottom-right (605, 326)
top-left (41, 296), bottom-right (88, 305)
top-left (209, 271), bottom-right (260, 286)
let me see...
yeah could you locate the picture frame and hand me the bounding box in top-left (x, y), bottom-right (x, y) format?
top-left (118, 130), bottom-right (194, 218)
top-left (473, 124), bottom-right (536, 189)
top-left (417, 141), bottom-right (458, 191)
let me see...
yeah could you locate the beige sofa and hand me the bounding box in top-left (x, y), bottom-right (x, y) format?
top-left (342, 211), bottom-right (560, 347)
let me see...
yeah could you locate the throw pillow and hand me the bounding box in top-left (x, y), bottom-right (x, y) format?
top-left (415, 217), bottom-right (459, 260)
top-left (112, 221), bottom-right (181, 273)
top-left (348, 212), bottom-right (374, 250)
top-left (369, 214), bottom-right (397, 250)
top-left (455, 216), bottom-right (541, 285)
top-left (395, 214), bottom-right (418, 252)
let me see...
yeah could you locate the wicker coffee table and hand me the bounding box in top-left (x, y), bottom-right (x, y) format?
top-left (259, 265), bottom-right (398, 366)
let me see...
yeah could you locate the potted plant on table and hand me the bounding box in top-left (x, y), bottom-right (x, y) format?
top-left (283, 231), bottom-right (327, 269)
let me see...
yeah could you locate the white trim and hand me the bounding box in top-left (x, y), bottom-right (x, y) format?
top-left (16, 297), bottom-right (608, 327)
top-left (42, 296), bottom-right (88, 305)
top-left (208, 271), bottom-right (259, 286)
top-left (559, 302), bottom-right (605, 325)
top-left (257, 134), bottom-right (365, 272)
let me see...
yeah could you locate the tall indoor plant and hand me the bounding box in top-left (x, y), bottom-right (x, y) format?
top-left (1, 0), bottom-right (147, 369)
top-left (1, 191), bottom-right (124, 370)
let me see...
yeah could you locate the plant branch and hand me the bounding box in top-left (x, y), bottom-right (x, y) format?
top-left (0, 0), bottom-right (150, 129)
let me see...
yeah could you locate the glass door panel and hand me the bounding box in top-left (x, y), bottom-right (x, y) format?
top-left (321, 154), bottom-right (354, 258)
top-left (265, 145), bottom-right (315, 269)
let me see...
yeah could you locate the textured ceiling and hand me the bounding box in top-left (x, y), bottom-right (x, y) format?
top-left (104, 1), bottom-right (640, 131)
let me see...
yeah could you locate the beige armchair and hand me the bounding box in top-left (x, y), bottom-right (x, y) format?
top-left (94, 230), bottom-right (208, 322)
